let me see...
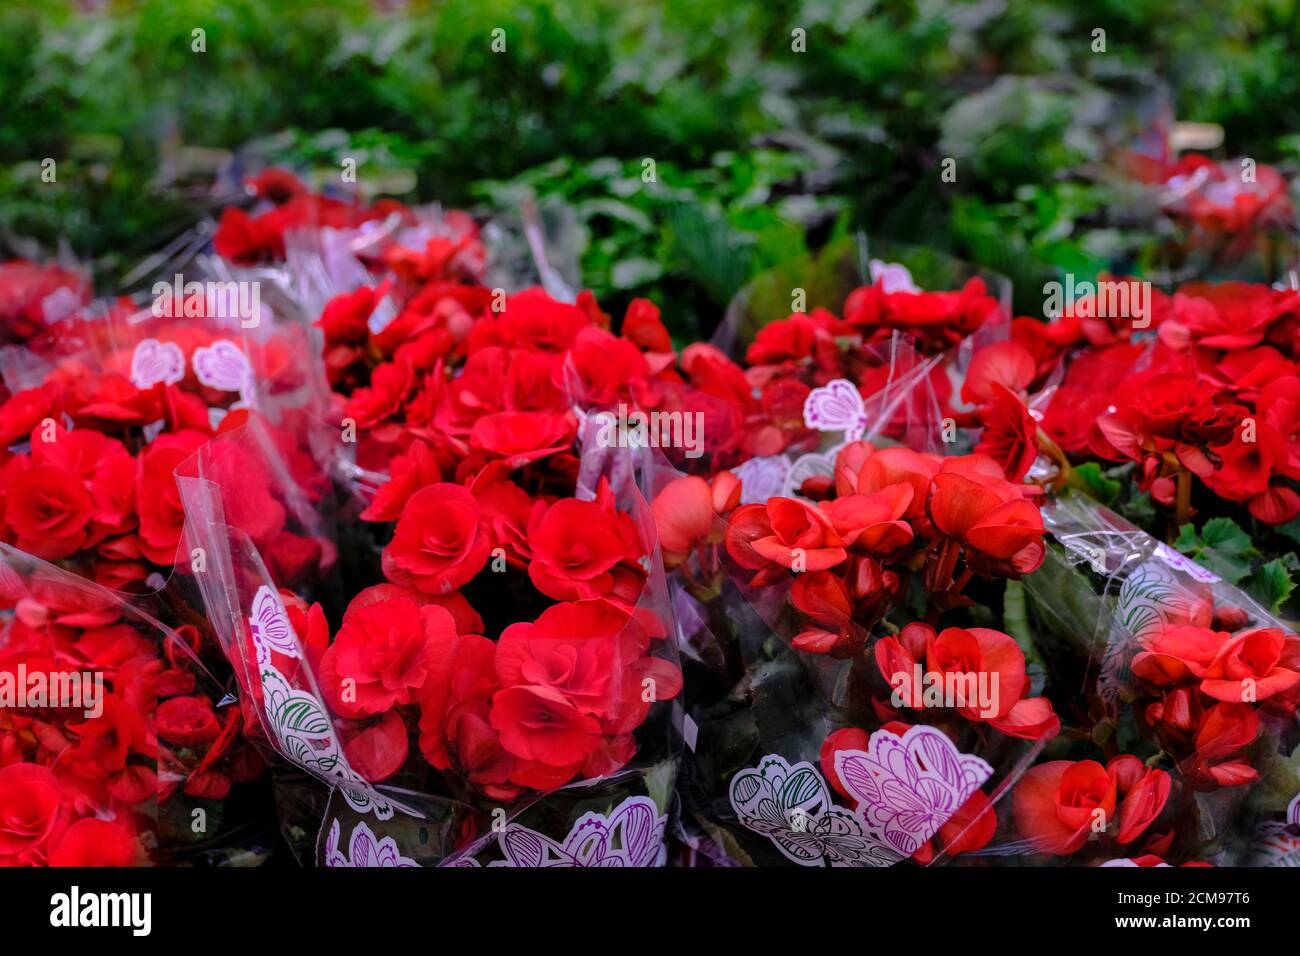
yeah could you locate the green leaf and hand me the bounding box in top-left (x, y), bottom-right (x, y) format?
top-left (1175, 518), bottom-right (1257, 584)
top-left (575, 197), bottom-right (654, 233)
top-left (610, 256), bottom-right (665, 290)
top-left (1246, 558), bottom-right (1296, 614)
top-left (1069, 462), bottom-right (1120, 506)
top-left (1002, 579), bottom-right (1032, 646)
top-left (1117, 489), bottom-right (1156, 529)
top-left (1275, 518), bottom-right (1300, 548)
top-left (1113, 709), bottom-right (1147, 756)
top-left (1254, 743), bottom-right (1300, 813)
top-left (643, 757), bottom-right (677, 816)
top-left (1003, 579), bottom-right (1046, 696)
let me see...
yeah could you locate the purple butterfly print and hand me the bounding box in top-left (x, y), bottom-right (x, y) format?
top-left (192, 339), bottom-right (253, 394)
top-left (249, 585), bottom-right (299, 661)
top-left (130, 338), bottom-right (186, 389)
top-left (325, 820), bottom-right (418, 867)
top-left (868, 259), bottom-right (920, 294)
top-left (802, 379), bottom-right (868, 440)
top-left (491, 796), bottom-right (668, 867)
top-left (728, 755), bottom-right (899, 867)
top-left (834, 725), bottom-right (992, 857)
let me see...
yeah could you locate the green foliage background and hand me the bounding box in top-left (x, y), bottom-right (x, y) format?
top-left (1, 0), bottom-right (1298, 337)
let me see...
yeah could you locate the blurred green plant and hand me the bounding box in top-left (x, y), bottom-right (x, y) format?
top-left (471, 150), bottom-right (842, 338)
top-left (0, 0), bottom-right (1296, 331)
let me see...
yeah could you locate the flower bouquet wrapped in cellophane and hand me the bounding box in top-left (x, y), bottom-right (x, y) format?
top-left (940, 312), bottom-right (1300, 865)
top-left (0, 272), bottom-right (339, 865)
top-left (640, 244), bottom-right (1073, 866)
top-left (1011, 486), bottom-right (1300, 865)
top-left (180, 408), bottom-right (685, 867)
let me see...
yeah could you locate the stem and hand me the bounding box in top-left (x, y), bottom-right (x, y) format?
top-left (1174, 468), bottom-right (1192, 532)
top-left (1036, 428), bottom-right (1071, 491)
top-left (925, 537), bottom-right (960, 593)
top-left (951, 567), bottom-right (974, 596)
top-left (679, 558), bottom-right (700, 591)
top-left (695, 540), bottom-right (711, 576)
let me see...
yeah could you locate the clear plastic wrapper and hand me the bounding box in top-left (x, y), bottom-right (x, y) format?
top-left (268, 194), bottom-right (579, 514)
top-left (0, 257), bottom-right (93, 353)
top-left (638, 234), bottom-right (1012, 484)
top-left (176, 208), bottom-right (687, 864)
top-left (1091, 90), bottom-right (1299, 284)
top-left (714, 233), bottom-right (1011, 362)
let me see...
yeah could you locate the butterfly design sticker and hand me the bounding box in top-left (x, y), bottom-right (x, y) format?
top-left (833, 725), bottom-right (992, 858)
top-left (802, 379), bottom-right (869, 442)
top-left (192, 339), bottom-right (255, 407)
top-left (129, 338), bottom-right (187, 389)
top-left (247, 585), bottom-right (396, 820)
top-left (248, 585), bottom-right (301, 663)
top-left (728, 754), bottom-right (898, 867)
top-left (489, 796), bottom-right (669, 867)
top-left (868, 259), bottom-right (920, 294)
top-left (731, 455), bottom-right (793, 505)
top-left (729, 726), bottom-right (992, 866)
top-left (324, 819), bottom-right (418, 868)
